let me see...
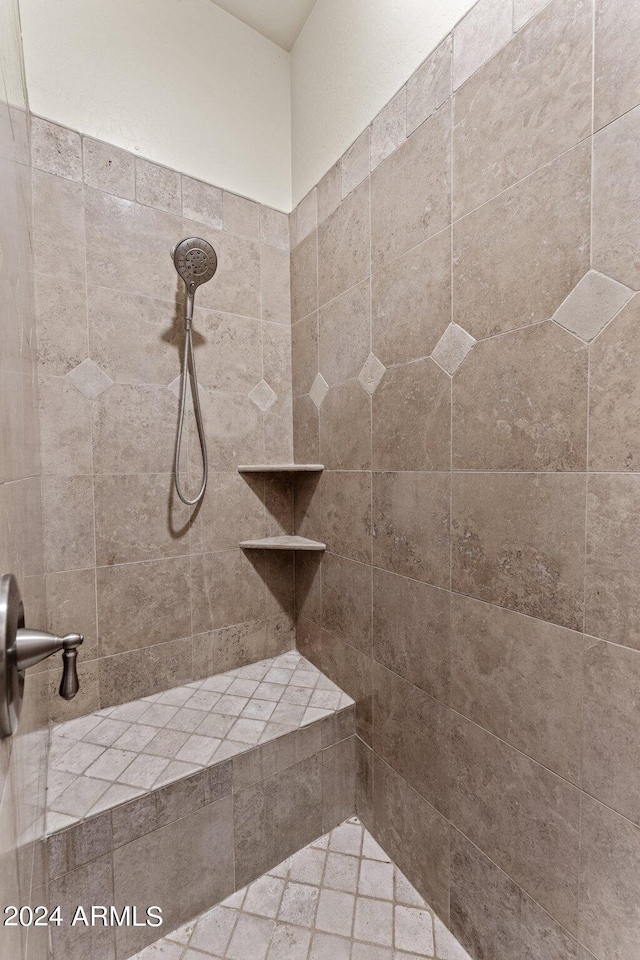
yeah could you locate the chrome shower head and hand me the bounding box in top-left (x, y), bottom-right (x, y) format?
top-left (171, 237), bottom-right (218, 292)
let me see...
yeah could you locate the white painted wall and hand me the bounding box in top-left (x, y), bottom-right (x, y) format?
top-left (291, 0), bottom-right (476, 204)
top-left (19, 0), bottom-right (478, 210)
top-left (19, 0), bottom-right (292, 209)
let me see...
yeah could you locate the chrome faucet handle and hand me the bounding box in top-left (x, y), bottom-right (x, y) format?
top-left (0, 575), bottom-right (85, 737)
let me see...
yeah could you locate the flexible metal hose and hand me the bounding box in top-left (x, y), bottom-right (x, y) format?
top-left (174, 312), bottom-right (208, 505)
top-left (171, 238), bottom-right (216, 506)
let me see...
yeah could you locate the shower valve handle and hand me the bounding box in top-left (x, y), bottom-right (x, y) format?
top-left (0, 574), bottom-right (85, 737)
top-left (14, 629), bottom-right (84, 700)
top-left (60, 636), bottom-right (82, 700)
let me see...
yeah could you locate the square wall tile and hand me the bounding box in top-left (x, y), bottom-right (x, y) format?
top-left (453, 0), bottom-right (591, 217)
top-left (371, 102), bottom-right (450, 271)
top-left (318, 179), bottom-right (370, 307)
top-left (453, 141), bottom-right (590, 339)
top-left (452, 472), bottom-right (586, 630)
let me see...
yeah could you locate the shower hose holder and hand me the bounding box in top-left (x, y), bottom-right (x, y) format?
top-left (0, 573), bottom-right (84, 738)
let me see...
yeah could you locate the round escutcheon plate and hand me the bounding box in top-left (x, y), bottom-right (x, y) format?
top-left (0, 574), bottom-right (25, 738)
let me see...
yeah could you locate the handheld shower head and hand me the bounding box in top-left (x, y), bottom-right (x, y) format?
top-left (172, 237), bottom-right (218, 292)
top-left (171, 237), bottom-right (218, 507)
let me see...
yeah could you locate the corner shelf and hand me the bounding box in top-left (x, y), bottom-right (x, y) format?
top-left (237, 464), bottom-right (324, 474)
top-left (240, 535), bottom-right (326, 551)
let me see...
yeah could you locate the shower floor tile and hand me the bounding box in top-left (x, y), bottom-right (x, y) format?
top-left (47, 650), bottom-right (354, 831)
top-left (131, 817), bottom-right (471, 960)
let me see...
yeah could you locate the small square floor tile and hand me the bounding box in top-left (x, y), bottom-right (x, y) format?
top-left (288, 846), bottom-right (326, 885)
top-left (189, 905), bottom-right (238, 955)
top-left (394, 869), bottom-right (425, 908)
top-left (221, 888), bottom-right (247, 910)
top-left (434, 916), bottom-right (472, 959)
top-left (354, 897), bottom-right (393, 946)
top-left (264, 668), bottom-right (293, 684)
top-left (268, 859), bottom-right (291, 880)
top-left (315, 889), bottom-right (355, 937)
top-left (267, 923), bottom-right (311, 960)
top-left (242, 700), bottom-right (277, 721)
top-left (352, 943), bottom-right (393, 960)
top-left (175, 734), bottom-right (220, 765)
top-left (164, 917), bottom-right (196, 944)
top-left (243, 875), bottom-right (286, 919)
top-left (362, 834), bottom-right (391, 861)
top-left (118, 754), bottom-right (170, 789)
top-left (114, 724), bottom-right (158, 752)
top-left (143, 728), bottom-right (190, 759)
top-left (212, 694), bottom-right (249, 717)
top-left (84, 747), bottom-right (136, 782)
top-left (227, 914), bottom-right (275, 960)
top-left (311, 833), bottom-right (330, 850)
top-left (330, 821), bottom-right (363, 855)
top-left (394, 906), bottom-right (434, 955)
top-left (197, 713), bottom-right (237, 739)
top-left (137, 704), bottom-right (179, 728)
top-left (277, 882), bottom-right (319, 927)
top-left (151, 759), bottom-right (199, 787)
top-left (83, 718), bottom-right (131, 746)
top-left (309, 931), bottom-right (351, 960)
top-left (228, 718), bottom-right (267, 745)
top-left (166, 708), bottom-right (208, 733)
top-left (201, 675), bottom-right (233, 692)
top-left (280, 687), bottom-right (312, 706)
top-left (227, 678), bottom-right (260, 697)
top-left (358, 859), bottom-right (394, 899)
top-left (88, 783), bottom-right (143, 816)
top-left (157, 686), bottom-right (195, 707)
top-left (53, 740), bottom-right (105, 774)
top-left (324, 852), bottom-right (360, 893)
top-left (188, 690), bottom-right (222, 711)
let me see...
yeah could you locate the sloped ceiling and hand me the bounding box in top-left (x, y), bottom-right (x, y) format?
top-left (211, 0), bottom-right (317, 50)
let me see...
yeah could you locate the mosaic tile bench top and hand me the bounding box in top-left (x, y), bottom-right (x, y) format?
top-left (47, 651), bottom-right (354, 832)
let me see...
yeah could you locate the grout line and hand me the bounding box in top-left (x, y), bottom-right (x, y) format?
top-left (299, 609), bottom-right (640, 811)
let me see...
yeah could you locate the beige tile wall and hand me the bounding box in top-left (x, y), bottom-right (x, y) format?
top-left (0, 0), bottom-right (49, 956)
top-left (31, 117), bottom-right (295, 719)
top-left (290, 0), bottom-right (640, 957)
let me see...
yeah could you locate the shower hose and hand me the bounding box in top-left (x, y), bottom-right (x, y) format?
top-left (174, 305), bottom-right (208, 506)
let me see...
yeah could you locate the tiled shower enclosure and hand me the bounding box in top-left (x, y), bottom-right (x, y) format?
top-left (1, 0), bottom-right (640, 957)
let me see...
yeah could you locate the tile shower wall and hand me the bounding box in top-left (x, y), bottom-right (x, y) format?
top-left (0, 0), bottom-right (49, 958)
top-left (31, 118), bottom-right (295, 719)
top-left (290, 0), bottom-right (640, 957)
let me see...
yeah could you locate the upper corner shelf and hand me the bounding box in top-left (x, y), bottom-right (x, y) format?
top-left (240, 535), bottom-right (326, 551)
top-left (237, 464), bottom-right (324, 474)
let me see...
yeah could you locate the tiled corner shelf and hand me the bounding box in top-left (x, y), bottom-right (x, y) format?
top-left (236, 463), bottom-right (324, 473)
top-left (240, 535), bottom-right (326, 551)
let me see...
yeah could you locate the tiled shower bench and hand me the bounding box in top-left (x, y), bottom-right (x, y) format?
top-left (45, 651), bottom-right (356, 960)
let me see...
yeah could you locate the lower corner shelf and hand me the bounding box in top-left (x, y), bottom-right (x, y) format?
top-left (239, 535), bottom-right (326, 551)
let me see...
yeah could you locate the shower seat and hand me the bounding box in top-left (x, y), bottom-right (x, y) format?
top-left (45, 650), bottom-right (356, 959)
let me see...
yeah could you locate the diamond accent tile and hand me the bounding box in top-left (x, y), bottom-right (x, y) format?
top-left (168, 375), bottom-right (193, 409)
top-left (431, 323), bottom-right (476, 375)
top-left (358, 353), bottom-right (386, 395)
top-left (64, 358), bottom-right (113, 399)
top-left (249, 379), bottom-right (278, 411)
top-left (309, 373), bottom-right (330, 409)
top-left (552, 269), bottom-right (634, 342)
